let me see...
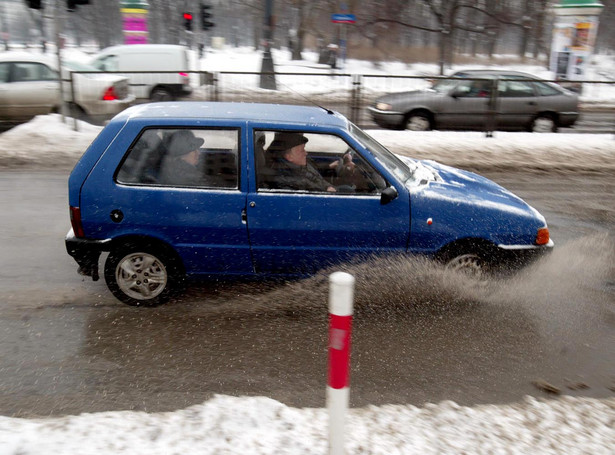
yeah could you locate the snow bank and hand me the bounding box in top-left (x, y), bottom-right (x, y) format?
top-left (2, 395), bottom-right (614, 455)
top-left (1, 115), bottom-right (614, 174)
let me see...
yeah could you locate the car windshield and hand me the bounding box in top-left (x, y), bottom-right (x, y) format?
top-left (349, 123), bottom-right (413, 183)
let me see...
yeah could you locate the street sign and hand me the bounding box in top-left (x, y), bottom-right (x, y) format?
top-left (331, 13), bottom-right (356, 24)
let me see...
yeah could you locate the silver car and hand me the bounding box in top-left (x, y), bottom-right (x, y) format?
top-left (0, 52), bottom-right (135, 125)
top-left (368, 70), bottom-right (579, 132)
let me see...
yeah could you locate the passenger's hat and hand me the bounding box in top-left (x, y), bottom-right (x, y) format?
top-left (267, 132), bottom-right (308, 153)
top-left (168, 130), bottom-right (205, 157)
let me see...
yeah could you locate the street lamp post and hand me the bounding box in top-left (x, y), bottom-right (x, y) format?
top-left (259, 0), bottom-right (276, 90)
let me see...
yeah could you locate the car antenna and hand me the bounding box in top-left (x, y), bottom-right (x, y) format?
top-left (274, 78), bottom-right (335, 115)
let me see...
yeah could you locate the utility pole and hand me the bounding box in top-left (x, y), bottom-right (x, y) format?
top-left (53, 0), bottom-right (68, 122)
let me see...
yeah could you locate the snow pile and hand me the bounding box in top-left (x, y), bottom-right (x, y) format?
top-left (0, 114), bottom-right (100, 169)
top-left (1, 395), bottom-right (614, 455)
top-left (368, 130), bottom-right (615, 174)
top-left (1, 115), bottom-right (614, 174)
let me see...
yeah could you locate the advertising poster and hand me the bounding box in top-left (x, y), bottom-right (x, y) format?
top-left (121, 8), bottom-right (149, 45)
top-left (549, 15), bottom-right (599, 80)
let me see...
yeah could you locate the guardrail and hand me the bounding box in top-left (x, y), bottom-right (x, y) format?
top-left (69, 70), bottom-right (615, 134)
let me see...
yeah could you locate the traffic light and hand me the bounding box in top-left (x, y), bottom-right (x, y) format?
top-left (183, 12), bottom-right (193, 31)
top-left (200, 3), bottom-right (214, 30)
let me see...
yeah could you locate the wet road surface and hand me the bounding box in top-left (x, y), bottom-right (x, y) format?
top-left (0, 170), bottom-right (613, 417)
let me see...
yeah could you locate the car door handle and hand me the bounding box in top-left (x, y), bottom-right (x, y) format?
top-left (241, 208), bottom-right (247, 224)
top-left (528, 101), bottom-right (537, 106)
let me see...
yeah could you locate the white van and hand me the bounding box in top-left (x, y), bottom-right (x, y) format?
top-left (90, 44), bottom-right (193, 102)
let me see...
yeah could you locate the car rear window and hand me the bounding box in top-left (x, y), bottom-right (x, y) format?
top-left (116, 127), bottom-right (240, 189)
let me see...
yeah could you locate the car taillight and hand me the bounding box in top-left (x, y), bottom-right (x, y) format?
top-left (70, 206), bottom-right (85, 238)
top-left (102, 86), bottom-right (118, 101)
top-left (535, 227), bottom-right (550, 245)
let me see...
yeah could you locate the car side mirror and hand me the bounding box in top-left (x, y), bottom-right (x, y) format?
top-left (380, 186), bottom-right (398, 205)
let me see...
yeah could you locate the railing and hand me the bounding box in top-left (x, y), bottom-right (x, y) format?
top-left (69, 70), bottom-right (615, 133)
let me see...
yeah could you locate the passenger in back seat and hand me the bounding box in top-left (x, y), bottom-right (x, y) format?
top-left (159, 130), bottom-right (205, 186)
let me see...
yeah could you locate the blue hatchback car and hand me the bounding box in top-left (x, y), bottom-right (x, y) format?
top-left (66, 102), bottom-right (553, 306)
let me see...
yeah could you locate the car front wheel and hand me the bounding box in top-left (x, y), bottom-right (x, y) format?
top-left (104, 243), bottom-right (183, 306)
top-left (405, 111), bottom-right (432, 131)
top-left (445, 253), bottom-right (486, 279)
top-left (150, 87), bottom-right (174, 102)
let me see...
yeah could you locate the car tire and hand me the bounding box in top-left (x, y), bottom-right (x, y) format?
top-left (405, 111), bottom-right (432, 131)
top-left (104, 242), bottom-right (184, 306)
top-left (150, 87), bottom-right (174, 102)
top-left (531, 114), bottom-right (557, 133)
top-left (444, 253), bottom-right (486, 279)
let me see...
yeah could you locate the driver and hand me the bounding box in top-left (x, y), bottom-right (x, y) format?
top-left (268, 132), bottom-right (336, 192)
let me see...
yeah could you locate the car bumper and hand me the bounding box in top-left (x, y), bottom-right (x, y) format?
top-left (558, 112), bottom-right (579, 127)
top-left (495, 239), bottom-right (554, 270)
top-left (65, 229), bottom-right (112, 281)
top-left (367, 106), bottom-right (405, 129)
top-left (79, 95), bottom-right (136, 117)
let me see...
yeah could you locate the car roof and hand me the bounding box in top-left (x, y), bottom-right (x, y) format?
top-left (99, 44), bottom-right (188, 53)
top-left (115, 102), bottom-right (350, 128)
top-left (451, 69), bottom-right (539, 79)
top-left (0, 52), bottom-right (56, 66)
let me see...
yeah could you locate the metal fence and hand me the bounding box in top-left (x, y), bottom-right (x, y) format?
top-left (70, 70), bottom-right (615, 132)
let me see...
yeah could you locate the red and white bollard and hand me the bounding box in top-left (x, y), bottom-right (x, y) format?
top-left (327, 272), bottom-right (355, 455)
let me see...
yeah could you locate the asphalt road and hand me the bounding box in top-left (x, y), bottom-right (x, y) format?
top-left (0, 170), bottom-right (613, 418)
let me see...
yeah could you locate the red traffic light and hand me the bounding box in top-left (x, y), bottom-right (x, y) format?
top-left (183, 13), bottom-right (193, 20)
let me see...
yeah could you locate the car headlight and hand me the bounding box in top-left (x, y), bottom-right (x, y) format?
top-left (376, 102), bottom-right (392, 111)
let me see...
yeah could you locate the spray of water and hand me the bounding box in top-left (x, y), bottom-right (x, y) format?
top-left (181, 234), bottom-right (614, 330)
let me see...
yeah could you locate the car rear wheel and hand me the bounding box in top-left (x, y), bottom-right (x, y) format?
top-left (405, 111), bottom-right (432, 131)
top-left (531, 114), bottom-right (557, 133)
top-left (150, 87), bottom-right (174, 102)
top-left (104, 243), bottom-right (183, 306)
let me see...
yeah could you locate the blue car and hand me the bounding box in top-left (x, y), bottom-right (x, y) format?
top-left (66, 102), bottom-right (553, 306)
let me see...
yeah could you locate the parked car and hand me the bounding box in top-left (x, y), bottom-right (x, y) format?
top-left (89, 44), bottom-right (193, 102)
top-left (66, 102), bottom-right (553, 306)
top-left (368, 69), bottom-right (579, 132)
top-left (0, 52), bottom-right (134, 125)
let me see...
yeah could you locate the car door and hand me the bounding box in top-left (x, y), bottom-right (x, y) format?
top-left (3, 62), bottom-right (59, 120)
top-left (437, 79), bottom-right (491, 129)
top-left (245, 128), bottom-right (410, 274)
top-left (82, 124), bottom-right (254, 276)
top-left (496, 78), bottom-right (539, 129)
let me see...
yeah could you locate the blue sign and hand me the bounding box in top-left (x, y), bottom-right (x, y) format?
top-left (331, 13), bottom-right (356, 24)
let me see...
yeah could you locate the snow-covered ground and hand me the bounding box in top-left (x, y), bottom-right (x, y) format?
top-left (1, 115), bottom-right (615, 455)
top-left (1, 114), bottom-right (614, 175)
top-left (1, 46), bottom-right (615, 454)
top-left (54, 44), bottom-right (615, 105)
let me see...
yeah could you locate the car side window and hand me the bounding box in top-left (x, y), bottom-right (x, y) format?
top-left (0, 63), bottom-right (9, 83)
top-left (12, 63), bottom-right (56, 82)
top-left (92, 55), bottom-right (118, 72)
top-left (117, 128), bottom-right (239, 189)
top-left (255, 130), bottom-right (386, 194)
top-left (456, 80), bottom-right (492, 98)
top-left (535, 82), bottom-right (562, 96)
top-left (498, 80), bottom-right (535, 97)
